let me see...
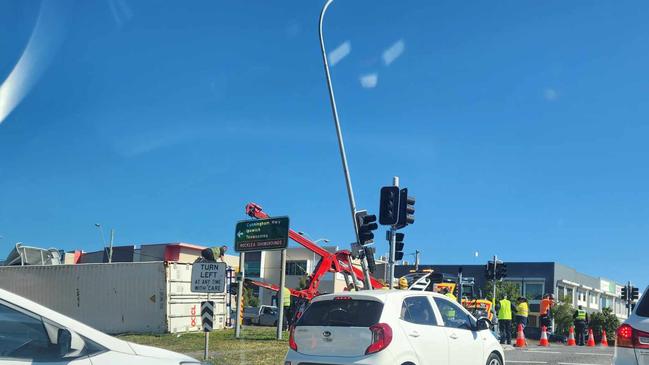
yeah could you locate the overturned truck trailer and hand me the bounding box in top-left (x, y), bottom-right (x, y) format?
top-left (0, 261), bottom-right (226, 334)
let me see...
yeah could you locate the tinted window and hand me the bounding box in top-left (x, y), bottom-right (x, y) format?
top-left (434, 297), bottom-right (474, 330)
top-left (401, 296), bottom-right (437, 325)
top-left (297, 299), bottom-right (383, 327)
top-left (0, 303), bottom-right (54, 361)
top-left (637, 292), bottom-right (649, 317)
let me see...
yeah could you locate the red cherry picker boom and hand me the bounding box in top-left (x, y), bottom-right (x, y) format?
top-left (241, 203), bottom-right (384, 301)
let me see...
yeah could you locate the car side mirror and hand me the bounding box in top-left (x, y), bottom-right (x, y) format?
top-left (57, 329), bottom-right (85, 358)
top-left (476, 317), bottom-right (491, 331)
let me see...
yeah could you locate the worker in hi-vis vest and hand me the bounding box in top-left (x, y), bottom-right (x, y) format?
top-left (515, 297), bottom-right (529, 329)
top-left (573, 305), bottom-right (589, 346)
top-left (199, 245), bottom-right (227, 262)
top-left (282, 287), bottom-right (291, 328)
top-left (496, 295), bottom-right (516, 345)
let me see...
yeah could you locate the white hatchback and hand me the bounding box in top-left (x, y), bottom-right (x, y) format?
top-left (284, 290), bottom-right (504, 365)
top-left (615, 286), bottom-right (649, 365)
top-left (0, 288), bottom-right (202, 365)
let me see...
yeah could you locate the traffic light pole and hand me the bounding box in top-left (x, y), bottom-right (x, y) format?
top-left (492, 255), bottom-right (498, 303)
top-left (627, 281), bottom-right (632, 317)
top-left (388, 176), bottom-right (399, 289)
top-left (319, 0), bottom-right (372, 290)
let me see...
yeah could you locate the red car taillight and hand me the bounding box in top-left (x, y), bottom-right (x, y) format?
top-left (289, 326), bottom-right (298, 352)
top-left (617, 324), bottom-right (634, 348)
top-left (365, 323), bottom-right (393, 355)
top-left (617, 324), bottom-right (649, 349)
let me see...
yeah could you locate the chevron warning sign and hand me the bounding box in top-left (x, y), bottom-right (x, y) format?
top-left (201, 301), bottom-right (214, 332)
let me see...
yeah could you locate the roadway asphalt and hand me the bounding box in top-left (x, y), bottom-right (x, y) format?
top-left (505, 343), bottom-right (615, 365)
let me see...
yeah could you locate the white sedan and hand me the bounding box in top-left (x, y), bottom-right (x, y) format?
top-left (284, 289), bottom-right (504, 365)
top-left (615, 286), bottom-right (649, 365)
top-left (0, 288), bottom-right (202, 365)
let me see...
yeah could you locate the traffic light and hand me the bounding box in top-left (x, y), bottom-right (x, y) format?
top-left (621, 286), bottom-right (628, 301)
top-left (379, 186), bottom-right (400, 225)
top-left (632, 287), bottom-right (640, 301)
top-left (355, 210), bottom-right (378, 245)
top-left (485, 261), bottom-right (495, 279)
top-left (496, 263), bottom-right (507, 280)
top-left (394, 233), bottom-right (405, 261)
top-left (364, 246), bottom-right (376, 273)
top-left (396, 188), bottom-right (415, 229)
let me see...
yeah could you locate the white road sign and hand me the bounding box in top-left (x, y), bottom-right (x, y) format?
top-left (191, 262), bottom-right (227, 293)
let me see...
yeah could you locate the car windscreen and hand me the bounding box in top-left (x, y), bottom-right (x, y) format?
top-left (636, 292), bottom-right (649, 317)
top-left (296, 299), bottom-right (383, 327)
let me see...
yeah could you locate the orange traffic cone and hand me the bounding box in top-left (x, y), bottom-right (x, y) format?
top-left (515, 324), bottom-right (527, 348)
top-left (601, 330), bottom-right (609, 347)
top-left (567, 326), bottom-right (576, 346)
top-left (586, 328), bottom-right (596, 347)
top-left (539, 326), bottom-right (550, 346)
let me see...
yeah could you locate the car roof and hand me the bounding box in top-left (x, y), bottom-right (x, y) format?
top-left (312, 289), bottom-right (447, 303)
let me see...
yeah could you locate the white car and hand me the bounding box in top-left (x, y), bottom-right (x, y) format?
top-left (284, 290), bottom-right (504, 365)
top-left (0, 288), bottom-right (202, 365)
top-left (615, 286), bottom-right (649, 365)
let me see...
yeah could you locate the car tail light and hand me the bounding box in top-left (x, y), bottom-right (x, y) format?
top-left (617, 324), bottom-right (634, 348)
top-left (365, 323), bottom-right (393, 355)
top-left (616, 324), bottom-right (649, 349)
top-left (289, 326), bottom-right (298, 352)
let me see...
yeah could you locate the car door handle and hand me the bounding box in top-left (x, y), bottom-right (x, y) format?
top-left (409, 331), bottom-right (420, 338)
top-left (450, 333), bottom-right (459, 340)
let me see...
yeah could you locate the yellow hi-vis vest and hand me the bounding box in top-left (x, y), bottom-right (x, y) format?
top-left (576, 309), bottom-right (586, 321)
top-left (516, 302), bottom-right (529, 317)
top-left (282, 287), bottom-right (291, 307)
top-left (498, 299), bottom-right (512, 320)
top-left (446, 292), bottom-right (458, 302)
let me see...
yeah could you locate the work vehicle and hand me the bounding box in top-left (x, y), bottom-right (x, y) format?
top-left (0, 288), bottom-right (201, 365)
top-left (284, 290), bottom-right (504, 365)
top-left (404, 270), bottom-right (495, 322)
top-left (243, 305), bottom-right (284, 326)
top-left (614, 286), bottom-right (649, 365)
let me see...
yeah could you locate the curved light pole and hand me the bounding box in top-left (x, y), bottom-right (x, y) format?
top-left (319, 0), bottom-right (373, 289)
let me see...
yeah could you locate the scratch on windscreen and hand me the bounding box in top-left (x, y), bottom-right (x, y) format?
top-left (0, 1), bottom-right (70, 125)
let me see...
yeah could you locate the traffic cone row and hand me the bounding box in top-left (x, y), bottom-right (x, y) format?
top-left (567, 326), bottom-right (576, 346)
top-left (515, 324), bottom-right (527, 348)
top-left (539, 326), bottom-right (550, 347)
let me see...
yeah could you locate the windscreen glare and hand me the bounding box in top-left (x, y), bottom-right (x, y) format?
top-left (297, 299), bottom-right (383, 327)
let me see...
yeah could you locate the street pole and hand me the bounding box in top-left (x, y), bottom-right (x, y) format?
top-left (108, 229), bottom-right (115, 263)
top-left (388, 176), bottom-right (399, 289)
top-left (277, 249), bottom-right (287, 340)
top-left (492, 255), bottom-right (498, 303)
top-left (95, 224), bottom-right (107, 256)
top-left (318, 0), bottom-right (372, 290)
top-left (458, 267), bottom-right (463, 304)
top-left (204, 292), bottom-right (210, 361)
top-left (414, 250), bottom-right (420, 271)
top-left (235, 252), bottom-right (245, 339)
top-left (627, 281), bottom-right (632, 317)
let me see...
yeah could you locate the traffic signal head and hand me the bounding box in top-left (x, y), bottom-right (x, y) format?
top-left (364, 246), bottom-right (376, 273)
top-left (394, 232), bottom-right (405, 261)
top-left (396, 188), bottom-right (415, 229)
top-left (621, 286), bottom-right (628, 301)
top-left (379, 186), bottom-right (400, 225)
top-left (496, 263), bottom-right (507, 280)
top-left (485, 262), bottom-right (495, 279)
top-left (355, 210), bottom-right (378, 245)
top-left (632, 287), bottom-right (640, 301)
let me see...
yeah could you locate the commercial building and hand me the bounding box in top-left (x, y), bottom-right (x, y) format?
top-left (394, 261), bottom-right (629, 326)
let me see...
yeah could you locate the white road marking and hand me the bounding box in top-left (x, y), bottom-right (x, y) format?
top-left (524, 350), bottom-right (562, 354)
top-left (574, 353), bottom-right (613, 356)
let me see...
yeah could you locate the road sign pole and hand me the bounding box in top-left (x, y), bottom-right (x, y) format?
top-left (204, 293), bottom-right (210, 361)
top-left (492, 255), bottom-right (498, 303)
top-left (277, 249), bottom-right (287, 340)
top-left (628, 281), bottom-right (632, 317)
top-left (235, 252), bottom-right (245, 339)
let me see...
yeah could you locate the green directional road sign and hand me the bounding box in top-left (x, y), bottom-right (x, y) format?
top-left (234, 216), bottom-right (290, 252)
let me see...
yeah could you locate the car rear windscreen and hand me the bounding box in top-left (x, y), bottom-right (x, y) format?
top-left (636, 292), bottom-right (649, 317)
top-left (297, 299), bottom-right (383, 327)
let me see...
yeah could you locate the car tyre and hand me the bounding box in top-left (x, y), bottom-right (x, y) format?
top-left (486, 352), bottom-right (502, 365)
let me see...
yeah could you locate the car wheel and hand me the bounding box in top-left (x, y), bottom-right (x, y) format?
top-left (486, 352), bottom-right (502, 365)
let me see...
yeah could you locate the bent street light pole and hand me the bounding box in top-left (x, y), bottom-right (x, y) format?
top-left (319, 0), bottom-right (373, 289)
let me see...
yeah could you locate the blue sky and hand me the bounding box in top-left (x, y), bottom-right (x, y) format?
top-left (1, 0), bottom-right (647, 289)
